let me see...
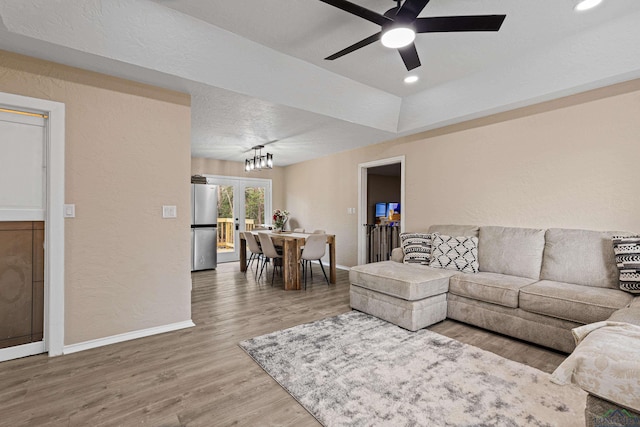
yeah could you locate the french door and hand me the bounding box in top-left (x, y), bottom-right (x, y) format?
top-left (205, 176), bottom-right (271, 263)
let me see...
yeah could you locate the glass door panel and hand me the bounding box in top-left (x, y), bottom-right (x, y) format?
top-left (244, 186), bottom-right (265, 231)
top-left (216, 184), bottom-right (238, 263)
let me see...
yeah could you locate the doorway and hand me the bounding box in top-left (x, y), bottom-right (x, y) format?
top-left (205, 176), bottom-right (271, 263)
top-left (358, 156), bottom-right (405, 265)
top-left (0, 92), bottom-right (65, 361)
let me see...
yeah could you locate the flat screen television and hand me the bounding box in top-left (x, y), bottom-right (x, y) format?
top-left (375, 202), bottom-right (387, 217)
top-left (387, 202), bottom-right (400, 217)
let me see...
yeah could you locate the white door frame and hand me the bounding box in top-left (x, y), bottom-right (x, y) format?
top-left (357, 156), bottom-right (405, 265)
top-left (203, 175), bottom-right (272, 263)
top-left (0, 92), bottom-right (65, 360)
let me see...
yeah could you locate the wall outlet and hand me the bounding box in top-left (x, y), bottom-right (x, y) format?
top-left (162, 205), bottom-right (177, 218)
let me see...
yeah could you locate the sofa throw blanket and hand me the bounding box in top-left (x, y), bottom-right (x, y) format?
top-left (612, 235), bottom-right (640, 294)
top-left (400, 232), bottom-right (432, 264)
top-left (551, 321), bottom-right (640, 412)
top-left (430, 233), bottom-right (479, 273)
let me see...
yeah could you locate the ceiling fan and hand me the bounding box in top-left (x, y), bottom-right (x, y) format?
top-left (320, 0), bottom-right (506, 71)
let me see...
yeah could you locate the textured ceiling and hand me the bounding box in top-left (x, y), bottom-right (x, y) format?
top-left (154, 0), bottom-right (638, 96)
top-left (0, 0), bottom-right (640, 166)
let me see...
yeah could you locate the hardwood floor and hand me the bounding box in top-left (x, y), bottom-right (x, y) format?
top-left (0, 262), bottom-right (567, 426)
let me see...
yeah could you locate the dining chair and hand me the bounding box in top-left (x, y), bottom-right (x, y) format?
top-left (293, 227), bottom-right (305, 233)
top-left (242, 231), bottom-right (263, 278)
top-left (257, 233), bottom-right (283, 286)
top-left (312, 229), bottom-right (325, 234)
top-left (300, 233), bottom-right (329, 289)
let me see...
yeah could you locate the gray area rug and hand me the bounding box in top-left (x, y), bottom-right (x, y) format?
top-left (239, 311), bottom-right (586, 427)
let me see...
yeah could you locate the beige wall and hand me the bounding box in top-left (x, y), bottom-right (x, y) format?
top-left (0, 51), bottom-right (192, 345)
top-left (284, 79), bottom-right (640, 267)
top-left (191, 157), bottom-right (286, 215)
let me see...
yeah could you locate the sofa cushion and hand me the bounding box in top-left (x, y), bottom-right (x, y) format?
top-left (540, 228), bottom-right (631, 289)
top-left (519, 280), bottom-right (634, 324)
top-left (449, 272), bottom-right (537, 308)
top-left (400, 232), bottom-right (432, 265)
top-left (430, 233), bottom-right (479, 273)
top-left (612, 235), bottom-right (640, 294)
top-left (478, 226), bottom-right (545, 280)
top-left (349, 260), bottom-right (455, 301)
top-left (428, 224), bottom-right (479, 237)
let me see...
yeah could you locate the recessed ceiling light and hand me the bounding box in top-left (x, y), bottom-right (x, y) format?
top-left (404, 75), bottom-right (419, 84)
top-left (574, 0), bottom-right (603, 11)
top-left (381, 27), bottom-right (416, 49)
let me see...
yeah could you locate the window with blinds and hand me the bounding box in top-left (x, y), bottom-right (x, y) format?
top-left (0, 109), bottom-right (46, 221)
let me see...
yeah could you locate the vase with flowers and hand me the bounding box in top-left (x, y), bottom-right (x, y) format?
top-left (273, 209), bottom-right (289, 232)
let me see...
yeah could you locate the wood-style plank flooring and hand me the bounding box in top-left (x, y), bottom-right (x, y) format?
top-left (0, 262), bottom-right (567, 426)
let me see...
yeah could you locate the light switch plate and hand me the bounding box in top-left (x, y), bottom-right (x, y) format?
top-left (63, 204), bottom-right (75, 218)
top-left (162, 205), bottom-right (177, 218)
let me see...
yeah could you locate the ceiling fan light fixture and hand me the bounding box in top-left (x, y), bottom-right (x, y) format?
top-left (574, 0), bottom-right (603, 11)
top-left (381, 26), bottom-right (416, 49)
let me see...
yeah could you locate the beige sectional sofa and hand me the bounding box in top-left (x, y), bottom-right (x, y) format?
top-left (350, 224), bottom-right (639, 353)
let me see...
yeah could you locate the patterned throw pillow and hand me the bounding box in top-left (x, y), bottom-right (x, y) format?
top-left (400, 232), bottom-right (432, 265)
top-left (612, 235), bottom-right (640, 294)
top-left (430, 233), bottom-right (479, 273)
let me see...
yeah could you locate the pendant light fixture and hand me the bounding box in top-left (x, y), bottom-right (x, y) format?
top-left (245, 145), bottom-right (273, 172)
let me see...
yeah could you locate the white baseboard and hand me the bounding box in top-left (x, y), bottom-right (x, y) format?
top-left (63, 320), bottom-right (195, 355)
top-left (0, 341), bottom-right (45, 363)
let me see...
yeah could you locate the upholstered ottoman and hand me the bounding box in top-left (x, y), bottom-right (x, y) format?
top-left (349, 261), bottom-right (456, 331)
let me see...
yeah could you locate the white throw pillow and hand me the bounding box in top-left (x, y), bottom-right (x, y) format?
top-left (430, 233), bottom-right (479, 273)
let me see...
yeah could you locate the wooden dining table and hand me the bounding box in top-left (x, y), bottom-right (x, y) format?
top-left (239, 231), bottom-right (336, 290)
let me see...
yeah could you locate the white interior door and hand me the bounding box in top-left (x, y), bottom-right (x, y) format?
top-left (0, 92), bottom-right (65, 360)
top-left (206, 176), bottom-right (272, 263)
top-left (0, 109), bottom-right (46, 362)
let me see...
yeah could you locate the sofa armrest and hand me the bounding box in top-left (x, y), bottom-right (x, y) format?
top-left (391, 247), bottom-right (404, 263)
top-left (608, 307), bottom-right (640, 327)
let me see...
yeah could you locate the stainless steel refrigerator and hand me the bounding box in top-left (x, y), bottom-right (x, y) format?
top-left (191, 183), bottom-right (218, 271)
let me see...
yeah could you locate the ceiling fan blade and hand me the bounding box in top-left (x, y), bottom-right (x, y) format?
top-left (395, 0), bottom-right (431, 22)
top-left (319, 0), bottom-right (392, 26)
top-left (325, 33), bottom-right (381, 60)
top-left (416, 15), bottom-right (506, 33)
top-left (398, 43), bottom-right (421, 71)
